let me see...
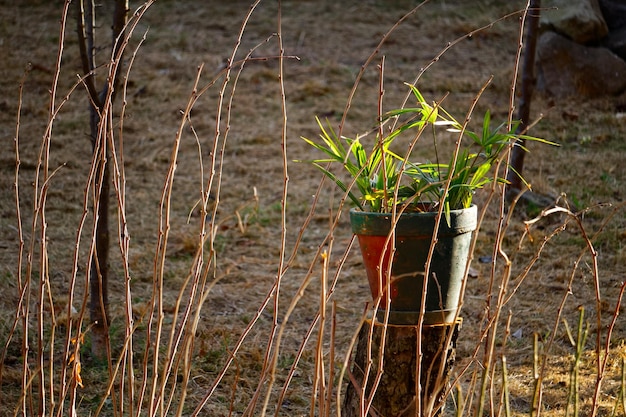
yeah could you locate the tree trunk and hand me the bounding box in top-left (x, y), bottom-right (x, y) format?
top-left (89, 137), bottom-right (111, 359)
top-left (506, 0), bottom-right (541, 194)
top-left (343, 319), bottom-right (461, 417)
top-left (77, 0), bottom-right (128, 359)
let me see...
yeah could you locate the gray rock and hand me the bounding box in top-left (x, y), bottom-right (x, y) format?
top-left (603, 26), bottom-right (626, 60)
top-left (599, 0), bottom-right (626, 59)
top-left (541, 0), bottom-right (608, 43)
top-left (598, 0), bottom-right (626, 31)
top-left (536, 31), bottom-right (626, 98)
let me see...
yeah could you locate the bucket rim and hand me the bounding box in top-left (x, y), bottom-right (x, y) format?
top-left (349, 204), bottom-right (477, 236)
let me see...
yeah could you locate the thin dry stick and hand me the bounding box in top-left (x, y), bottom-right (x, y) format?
top-left (157, 101), bottom-right (235, 416)
top-left (377, 56), bottom-right (388, 211)
top-left (270, 146), bottom-right (373, 413)
top-left (439, 132), bottom-right (505, 416)
top-left (204, 29), bottom-right (289, 417)
top-left (35, 4), bottom-right (75, 416)
top-left (190, 30), bottom-right (274, 417)
top-left (250, 2), bottom-right (298, 415)
top-left (413, 78), bottom-right (492, 417)
top-left (88, 85), bottom-right (117, 416)
top-left (185, 30), bottom-right (286, 417)
top-left (52, 74), bottom-right (108, 417)
top-left (148, 63), bottom-right (205, 417)
top-left (197, 10), bottom-right (278, 417)
top-left (19, 2), bottom-right (75, 415)
top-left (110, 24), bottom-right (150, 417)
top-left (136, 61), bottom-right (201, 416)
top-left (351, 56), bottom-right (421, 417)
top-left (274, 233), bottom-right (357, 417)
top-left (0, 64), bottom-right (29, 409)
top-left (523, 203), bottom-right (619, 417)
top-left (256, 245), bottom-right (337, 415)
top-left (46, 66), bottom-right (135, 416)
top-left (506, 0), bottom-right (541, 192)
top-left (375, 5), bottom-right (541, 408)
top-left (150, 25), bottom-right (282, 417)
top-left (396, 7), bottom-right (532, 128)
top-left (206, 39), bottom-right (281, 243)
top-left (506, 0), bottom-right (532, 129)
top-left (466, 368), bottom-right (480, 417)
top-left (532, 333), bottom-right (541, 417)
top-left (588, 204), bottom-right (626, 416)
top-left (376, 92), bottom-right (446, 415)
top-left (497, 312), bottom-right (513, 417)
top-left (478, 192), bottom-right (569, 414)
top-left (299, 28), bottom-right (430, 274)
top-left (337, 0), bottom-right (430, 138)
top-left (326, 301), bottom-right (337, 417)
top-left (78, 0), bottom-right (130, 375)
top-left (503, 224), bottom-right (570, 307)
top-left (476, 3), bottom-right (533, 415)
top-left (72, 4), bottom-right (155, 415)
top-left (169, 111), bottom-right (215, 417)
top-left (17, 60), bottom-right (115, 415)
top-left (600, 266), bottom-right (626, 387)
top-left (337, 309), bottom-right (369, 417)
top-left (310, 252), bottom-right (329, 417)
top-left (163, 199), bottom-right (231, 417)
top-left (269, 231), bottom-right (339, 411)
top-left (501, 355), bottom-right (512, 417)
top-left (359, 55), bottom-right (391, 417)
top-left (76, 0), bottom-right (100, 108)
top-left (446, 199), bottom-right (496, 410)
top-left (185, 4), bottom-right (294, 415)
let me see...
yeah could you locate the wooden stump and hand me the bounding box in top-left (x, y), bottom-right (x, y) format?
top-left (342, 318), bottom-right (461, 417)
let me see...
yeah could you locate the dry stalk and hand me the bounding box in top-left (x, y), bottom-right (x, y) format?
top-left (311, 251), bottom-right (329, 417)
top-left (474, 3), bottom-right (535, 415)
top-left (501, 356), bottom-right (511, 417)
top-left (337, 0), bottom-right (431, 138)
top-left (0, 63), bottom-right (29, 409)
top-left (520, 204), bottom-right (618, 417)
top-left (148, 63), bottom-right (205, 416)
top-left (27, 2), bottom-right (73, 415)
top-left (327, 301), bottom-right (338, 416)
top-left (272, 206), bottom-right (361, 416)
top-left (255, 2), bottom-right (291, 413)
top-left (112, 24), bottom-right (150, 417)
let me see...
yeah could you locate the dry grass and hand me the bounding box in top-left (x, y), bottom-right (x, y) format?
top-left (1, 1), bottom-right (626, 416)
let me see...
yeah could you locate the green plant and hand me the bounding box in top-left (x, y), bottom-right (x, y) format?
top-left (301, 84), bottom-right (554, 219)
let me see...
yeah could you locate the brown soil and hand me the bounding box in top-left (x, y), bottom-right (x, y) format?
top-left (1, 1), bottom-right (625, 416)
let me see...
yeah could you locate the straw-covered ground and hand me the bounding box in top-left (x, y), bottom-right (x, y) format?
top-left (1, 1), bottom-right (625, 416)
